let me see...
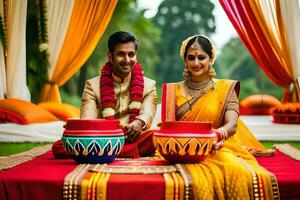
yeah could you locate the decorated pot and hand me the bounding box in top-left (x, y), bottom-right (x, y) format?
top-left (61, 119), bottom-right (125, 164)
top-left (153, 121), bottom-right (217, 163)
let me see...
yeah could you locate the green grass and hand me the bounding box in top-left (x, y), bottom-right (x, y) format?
top-left (261, 141), bottom-right (300, 149)
top-left (0, 142), bottom-right (52, 156)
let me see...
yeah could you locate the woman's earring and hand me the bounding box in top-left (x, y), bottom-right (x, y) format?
top-left (208, 66), bottom-right (217, 78)
top-left (183, 66), bottom-right (190, 79)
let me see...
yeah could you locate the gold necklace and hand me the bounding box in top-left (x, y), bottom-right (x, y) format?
top-left (184, 78), bottom-right (215, 96)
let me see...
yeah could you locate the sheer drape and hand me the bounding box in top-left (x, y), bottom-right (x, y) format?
top-left (40, 0), bottom-right (118, 102)
top-left (5, 0), bottom-right (30, 100)
top-left (46, 0), bottom-right (75, 80)
top-left (278, 0), bottom-right (300, 101)
top-left (219, 0), bottom-right (300, 102)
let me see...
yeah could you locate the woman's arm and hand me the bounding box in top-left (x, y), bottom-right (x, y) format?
top-left (217, 90), bottom-right (240, 139)
top-left (211, 91), bottom-right (239, 153)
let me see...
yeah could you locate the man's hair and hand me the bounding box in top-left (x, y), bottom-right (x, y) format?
top-left (108, 31), bottom-right (138, 53)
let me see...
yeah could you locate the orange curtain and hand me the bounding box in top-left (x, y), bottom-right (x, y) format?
top-left (219, 0), bottom-right (299, 102)
top-left (40, 0), bottom-right (118, 102)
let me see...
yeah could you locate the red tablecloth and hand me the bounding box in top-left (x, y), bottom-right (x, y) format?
top-left (0, 151), bottom-right (165, 200)
top-left (0, 151), bottom-right (76, 200)
top-left (1, 150), bottom-right (300, 200)
top-left (256, 151), bottom-right (300, 200)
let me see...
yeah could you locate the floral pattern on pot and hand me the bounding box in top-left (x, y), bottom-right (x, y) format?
top-left (153, 135), bottom-right (215, 163)
top-left (62, 135), bottom-right (124, 164)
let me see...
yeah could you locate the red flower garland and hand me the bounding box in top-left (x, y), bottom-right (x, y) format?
top-left (100, 62), bottom-right (144, 123)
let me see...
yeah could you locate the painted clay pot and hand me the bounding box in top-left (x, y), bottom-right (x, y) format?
top-left (61, 119), bottom-right (124, 164)
top-left (153, 121), bottom-right (217, 163)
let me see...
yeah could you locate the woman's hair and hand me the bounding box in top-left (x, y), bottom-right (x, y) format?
top-left (108, 31), bottom-right (138, 53)
top-left (184, 36), bottom-right (213, 60)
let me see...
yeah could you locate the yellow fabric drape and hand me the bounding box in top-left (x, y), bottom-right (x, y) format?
top-left (40, 0), bottom-right (118, 102)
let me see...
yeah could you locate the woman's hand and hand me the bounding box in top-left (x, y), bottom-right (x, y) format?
top-left (124, 120), bottom-right (143, 143)
top-left (211, 140), bottom-right (224, 154)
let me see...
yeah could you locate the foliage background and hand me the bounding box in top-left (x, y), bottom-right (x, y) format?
top-left (26, 0), bottom-right (282, 106)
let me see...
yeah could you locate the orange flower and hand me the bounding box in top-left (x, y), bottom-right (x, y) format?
top-left (272, 103), bottom-right (300, 114)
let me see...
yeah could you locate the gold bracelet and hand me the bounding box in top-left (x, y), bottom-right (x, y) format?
top-left (217, 127), bottom-right (228, 140)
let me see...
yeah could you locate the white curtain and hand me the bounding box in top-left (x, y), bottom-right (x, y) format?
top-left (46, 0), bottom-right (74, 80)
top-left (279, 0), bottom-right (300, 83)
top-left (6, 0), bottom-right (30, 100)
top-left (0, 0), bottom-right (6, 99)
top-left (257, 0), bottom-right (281, 45)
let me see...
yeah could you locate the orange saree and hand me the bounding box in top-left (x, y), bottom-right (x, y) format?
top-left (161, 79), bottom-right (279, 200)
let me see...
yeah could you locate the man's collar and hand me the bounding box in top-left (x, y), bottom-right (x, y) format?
top-left (112, 72), bottom-right (131, 83)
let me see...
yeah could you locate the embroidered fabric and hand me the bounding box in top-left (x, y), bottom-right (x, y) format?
top-left (225, 91), bottom-right (239, 115)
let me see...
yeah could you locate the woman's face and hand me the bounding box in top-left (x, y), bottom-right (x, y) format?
top-left (185, 45), bottom-right (211, 81)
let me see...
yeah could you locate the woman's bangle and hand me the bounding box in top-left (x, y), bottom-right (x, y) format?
top-left (216, 127), bottom-right (228, 141)
top-left (215, 131), bottom-right (222, 142)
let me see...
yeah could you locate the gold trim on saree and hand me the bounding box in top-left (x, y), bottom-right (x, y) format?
top-left (162, 83), bottom-right (177, 122)
top-left (175, 164), bottom-right (194, 200)
top-left (238, 157), bottom-right (280, 200)
top-left (163, 173), bottom-right (175, 200)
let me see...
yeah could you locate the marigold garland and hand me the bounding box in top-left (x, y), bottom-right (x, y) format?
top-left (100, 62), bottom-right (144, 123)
top-left (272, 103), bottom-right (300, 114)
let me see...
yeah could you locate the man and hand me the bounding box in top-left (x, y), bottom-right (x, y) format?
top-left (80, 31), bottom-right (157, 157)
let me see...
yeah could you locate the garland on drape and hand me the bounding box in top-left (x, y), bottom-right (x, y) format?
top-left (0, 16), bottom-right (7, 55)
top-left (100, 62), bottom-right (144, 123)
top-left (37, 0), bottom-right (49, 59)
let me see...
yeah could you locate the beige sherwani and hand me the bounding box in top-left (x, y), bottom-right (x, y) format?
top-left (80, 73), bottom-right (157, 130)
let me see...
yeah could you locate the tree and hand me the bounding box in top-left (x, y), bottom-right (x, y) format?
top-left (216, 37), bottom-right (283, 100)
top-left (26, 0), bottom-right (49, 103)
top-left (152, 0), bottom-right (216, 85)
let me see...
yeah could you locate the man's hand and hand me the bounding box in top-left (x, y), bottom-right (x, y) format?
top-left (124, 120), bottom-right (143, 143)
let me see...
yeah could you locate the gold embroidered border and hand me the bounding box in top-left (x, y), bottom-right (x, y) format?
top-left (91, 164), bottom-right (177, 174)
top-left (163, 173), bottom-right (175, 200)
top-left (0, 144), bottom-right (52, 171)
top-left (165, 83), bottom-right (177, 121)
top-left (63, 164), bottom-right (90, 200)
top-left (275, 144), bottom-right (300, 161)
top-left (175, 164), bottom-right (194, 200)
top-left (174, 172), bottom-right (185, 200)
top-left (270, 173), bottom-right (280, 200)
top-left (238, 158), bottom-right (262, 200)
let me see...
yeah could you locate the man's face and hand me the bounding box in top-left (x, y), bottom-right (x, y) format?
top-left (108, 42), bottom-right (137, 78)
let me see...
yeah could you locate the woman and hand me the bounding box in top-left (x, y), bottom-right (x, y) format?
top-left (162, 35), bottom-right (279, 199)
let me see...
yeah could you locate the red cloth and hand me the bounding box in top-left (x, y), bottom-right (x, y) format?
top-left (107, 174), bottom-right (165, 200)
top-left (119, 130), bottom-right (155, 158)
top-left (52, 139), bottom-right (69, 159)
top-left (0, 151), bottom-right (77, 200)
top-left (256, 150), bottom-right (300, 200)
top-left (1, 148), bottom-right (300, 199)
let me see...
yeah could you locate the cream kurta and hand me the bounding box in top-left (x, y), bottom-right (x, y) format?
top-left (80, 73), bottom-right (157, 129)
